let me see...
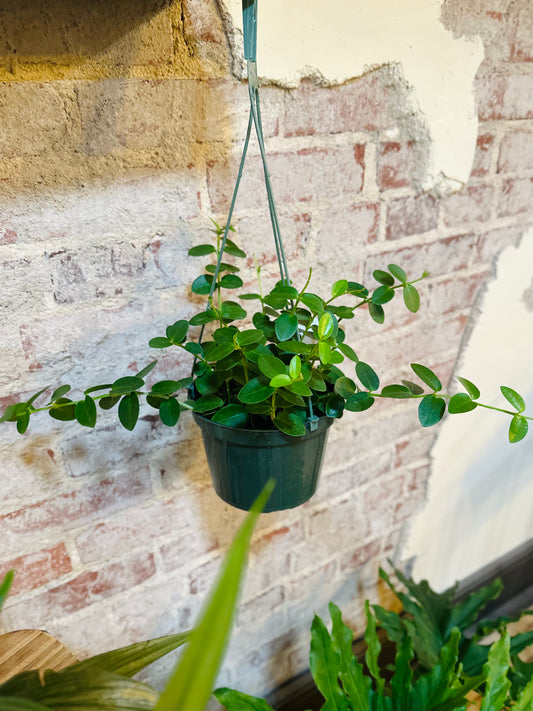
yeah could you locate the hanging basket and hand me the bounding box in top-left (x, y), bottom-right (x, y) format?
top-left (194, 413), bottom-right (332, 512)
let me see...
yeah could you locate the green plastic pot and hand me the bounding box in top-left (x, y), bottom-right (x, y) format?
top-left (193, 413), bottom-right (333, 512)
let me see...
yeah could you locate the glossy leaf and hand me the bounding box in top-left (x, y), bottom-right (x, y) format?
top-left (0, 697), bottom-right (51, 710)
top-left (309, 614), bottom-right (349, 711)
top-left (458, 376), bottom-right (480, 400)
top-left (480, 631), bottom-right (511, 711)
top-left (356, 361), bottom-right (379, 391)
top-left (300, 293), bottom-right (325, 315)
top-left (195, 372), bottom-right (222, 396)
top-left (235, 330), bottom-right (266, 348)
top-left (192, 395), bottom-right (224, 413)
top-left (166, 320), bottom-right (189, 344)
top-left (373, 269), bottom-right (394, 286)
top-left (325, 394), bottom-right (345, 418)
top-left (206, 343), bottom-right (234, 362)
top-left (411, 363), bottom-right (442, 392)
top-left (328, 603), bottom-right (371, 711)
top-left (276, 390), bottom-right (305, 408)
top-left (318, 341), bottom-right (332, 365)
top-left (188, 244), bottom-right (216, 256)
top-left (318, 312), bottom-right (336, 340)
top-left (189, 310), bottom-right (218, 326)
top-left (118, 392), bottom-right (139, 430)
top-left (285, 381), bottom-right (313, 397)
top-left (448, 393), bottom-right (477, 414)
top-left (257, 355), bottom-right (287, 379)
top-left (273, 411), bottom-right (306, 436)
top-left (388, 263), bottom-right (407, 282)
top-left (403, 284), bottom-right (420, 313)
top-left (135, 361), bottom-right (158, 380)
top-left (214, 688), bottom-right (275, 711)
top-left (270, 285), bottom-right (298, 300)
top-left (50, 385), bottom-right (71, 402)
top-left (402, 379), bottom-right (424, 396)
top-left (509, 415), bottom-right (528, 443)
top-left (238, 378), bottom-right (275, 405)
top-left (514, 675), bottom-right (533, 711)
top-left (75, 395), bottom-right (97, 428)
top-left (184, 342), bottom-right (204, 357)
top-left (368, 302), bottom-right (384, 324)
top-left (334, 376), bottom-right (357, 399)
top-left (418, 394), bottom-right (446, 427)
top-left (191, 274), bottom-right (213, 295)
top-left (345, 392), bottom-right (374, 412)
top-left (149, 336), bottom-right (173, 349)
top-left (220, 301), bottom-right (247, 321)
top-left (277, 340), bottom-right (312, 356)
top-left (0, 569), bottom-right (14, 613)
top-left (381, 384), bottom-right (412, 399)
top-left (275, 312), bottom-right (298, 342)
top-left (151, 380), bottom-right (189, 396)
top-left (222, 238), bottom-right (246, 258)
top-left (159, 398), bottom-right (181, 427)
top-left (364, 601), bottom-right (385, 693)
top-left (270, 374), bottom-right (292, 388)
top-left (154, 481), bottom-right (273, 711)
top-left (337, 343), bottom-right (357, 362)
top-left (111, 376), bottom-right (144, 395)
top-left (501, 385), bottom-right (526, 412)
top-left (17, 413), bottom-right (30, 434)
top-left (219, 274), bottom-right (243, 289)
top-left (308, 369), bottom-right (326, 392)
top-left (211, 405), bottom-right (248, 428)
top-left (331, 279), bottom-right (348, 298)
top-left (371, 285), bottom-right (394, 305)
top-left (49, 398), bottom-right (77, 421)
top-left (99, 395), bottom-right (121, 411)
top-left (240, 292), bottom-right (262, 300)
top-left (289, 355), bottom-right (301, 380)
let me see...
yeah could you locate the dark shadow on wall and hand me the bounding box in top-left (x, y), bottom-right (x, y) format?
top-left (0, 0), bottom-right (172, 57)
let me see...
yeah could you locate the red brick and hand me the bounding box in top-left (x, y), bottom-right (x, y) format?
top-left (377, 142), bottom-right (416, 190)
top-left (510, 6), bottom-right (533, 62)
top-left (498, 177), bottom-right (533, 216)
top-left (477, 72), bottom-right (533, 121)
top-left (473, 225), bottom-right (523, 264)
top-left (207, 145), bottom-right (365, 212)
top-left (394, 431), bottom-right (435, 468)
top-left (284, 76), bottom-right (395, 137)
top-left (386, 194), bottom-right (439, 240)
top-left (236, 212), bottom-right (310, 269)
top-left (0, 227), bottom-right (16, 244)
top-left (442, 184), bottom-right (493, 227)
top-left (366, 233), bottom-right (478, 281)
top-left (498, 129), bottom-right (533, 173)
top-left (427, 269), bottom-right (489, 316)
top-left (340, 539), bottom-right (382, 571)
top-left (471, 134), bottom-right (495, 178)
top-left (2, 470), bottom-right (152, 552)
top-left (0, 544), bottom-right (72, 596)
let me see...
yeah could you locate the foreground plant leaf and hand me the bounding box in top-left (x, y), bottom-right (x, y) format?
top-left (153, 480), bottom-right (275, 711)
top-left (0, 569), bottom-right (14, 613)
top-left (214, 688), bottom-right (275, 711)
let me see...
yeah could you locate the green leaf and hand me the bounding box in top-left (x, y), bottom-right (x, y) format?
top-left (337, 343), bottom-right (357, 362)
top-left (318, 341), bottom-right (332, 365)
top-left (192, 395), bottom-right (224, 413)
top-left (271, 285), bottom-right (299, 300)
top-left (448, 393), bottom-right (477, 414)
top-left (364, 601), bottom-right (385, 693)
top-left (285, 381), bottom-right (313, 397)
top-left (220, 301), bottom-right (247, 322)
top-left (509, 415), bottom-right (528, 443)
top-left (239, 293), bottom-right (262, 300)
top-left (381, 384), bottom-right (412, 399)
top-left (184, 342), bottom-right (204, 357)
top-left (369, 302), bottom-right (384, 324)
top-left (411, 363), bottom-right (442, 392)
top-left (151, 380), bottom-right (188, 396)
top-left (403, 284), bottom-right (420, 313)
top-left (329, 603), bottom-right (371, 711)
top-left (195, 372), bottom-right (221, 396)
top-left (0, 697), bottom-right (51, 710)
top-left (309, 614), bottom-right (350, 711)
top-left (153, 481), bottom-right (274, 711)
top-left (206, 343), bottom-right (234, 362)
top-left (513, 675), bottom-right (533, 711)
top-left (388, 263), bottom-right (407, 282)
top-left (26, 386), bottom-right (51, 407)
top-left (238, 378), bottom-right (275, 405)
top-left (273, 411), bottom-right (306, 437)
top-left (191, 274), bottom-right (213, 295)
top-left (457, 376), bottom-right (480, 400)
top-left (222, 238), bottom-right (246, 258)
top-left (159, 398), bottom-right (181, 427)
top-left (373, 269), bottom-right (394, 286)
top-left (219, 274), bottom-right (243, 289)
top-left (371, 285), bottom-right (394, 305)
top-left (49, 398), bottom-right (76, 421)
top-left (277, 340), bottom-right (312, 356)
top-left (480, 631), bottom-right (511, 711)
top-left (289, 355), bottom-right (301, 380)
top-left (402, 379), bottom-right (425, 395)
top-left (345, 392), bottom-right (374, 412)
top-left (50, 385), bottom-right (70, 402)
top-left (318, 312), bottom-right (336, 340)
top-left (356, 361), bottom-right (379, 391)
top-left (211, 405), bottom-right (248, 428)
top-left (111, 376), bottom-right (145, 395)
top-left (69, 632), bottom-right (189, 677)
top-left (206, 263), bottom-right (240, 275)
top-left (501, 385), bottom-right (526, 412)
top-left (166, 320), bottom-right (189, 344)
top-left (270, 374), bottom-right (292, 388)
top-left (149, 336), bottom-right (173, 349)
top-left (214, 688), bottom-right (275, 711)
top-left (257, 355), bottom-right (288, 379)
top-left (75, 395), bottom-right (97, 428)
top-left (135, 361), bottom-right (158, 380)
top-left (189, 310), bottom-right (218, 326)
top-left (17, 413), bottom-right (30, 434)
top-left (308, 369), bottom-right (327, 392)
top-left (275, 312), bottom-right (298, 341)
top-left (331, 279), bottom-right (348, 298)
top-left (334, 376), bottom-right (357, 399)
top-left (0, 569), bottom-right (14, 613)
top-left (418, 394), bottom-right (446, 427)
top-left (276, 390), bottom-right (305, 408)
top-left (325, 394), bottom-right (345, 418)
top-left (235, 330), bottom-right (266, 348)
top-left (99, 395), bottom-right (121, 411)
top-left (188, 244), bottom-right (216, 256)
top-left (118, 392), bottom-right (139, 430)
top-left (300, 293), bottom-right (325, 315)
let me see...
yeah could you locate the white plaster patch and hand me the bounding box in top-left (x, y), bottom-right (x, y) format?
top-left (219, 0), bottom-right (485, 191)
top-left (405, 227), bottom-right (533, 591)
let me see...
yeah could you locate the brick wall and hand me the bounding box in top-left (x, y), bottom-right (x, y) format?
top-left (0, 0), bottom-right (532, 698)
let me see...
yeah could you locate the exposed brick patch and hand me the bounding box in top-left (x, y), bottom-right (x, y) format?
top-left (442, 184), bottom-right (494, 227)
top-left (427, 269), bottom-right (489, 315)
top-left (474, 225), bottom-right (523, 264)
top-left (0, 543), bottom-right (72, 596)
top-left (0, 227), bottom-right (16, 244)
top-left (394, 431), bottom-right (435, 469)
top-left (498, 129), bottom-right (533, 173)
top-left (510, 6), bottom-right (533, 62)
top-left (394, 467), bottom-right (429, 524)
top-left (477, 72), bottom-right (533, 121)
top-left (498, 177), bottom-right (533, 216)
top-left (340, 539), bottom-right (382, 571)
top-left (471, 134), bottom-right (496, 178)
top-left (284, 76), bottom-right (394, 137)
top-left (377, 142), bottom-right (416, 190)
top-left (386, 194), bottom-right (439, 240)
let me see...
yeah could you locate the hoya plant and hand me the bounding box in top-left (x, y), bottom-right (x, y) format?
top-left (0, 221), bottom-right (531, 442)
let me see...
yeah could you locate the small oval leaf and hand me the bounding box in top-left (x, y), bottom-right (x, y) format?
top-left (501, 385), bottom-right (526, 412)
top-left (509, 415), bottom-right (528, 443)
top-left (403, 284), bottom-right (420, 313)
top-left (411, 363), bottom-right (442, 392)
top-left (118, 392), bottom-right (140, 431)
top-left (159, 398), bottom-right (181, 427)
top-left (418, 394), bottom-right (446, 427)
top-left (356, 362), bottom-right (380, 391)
